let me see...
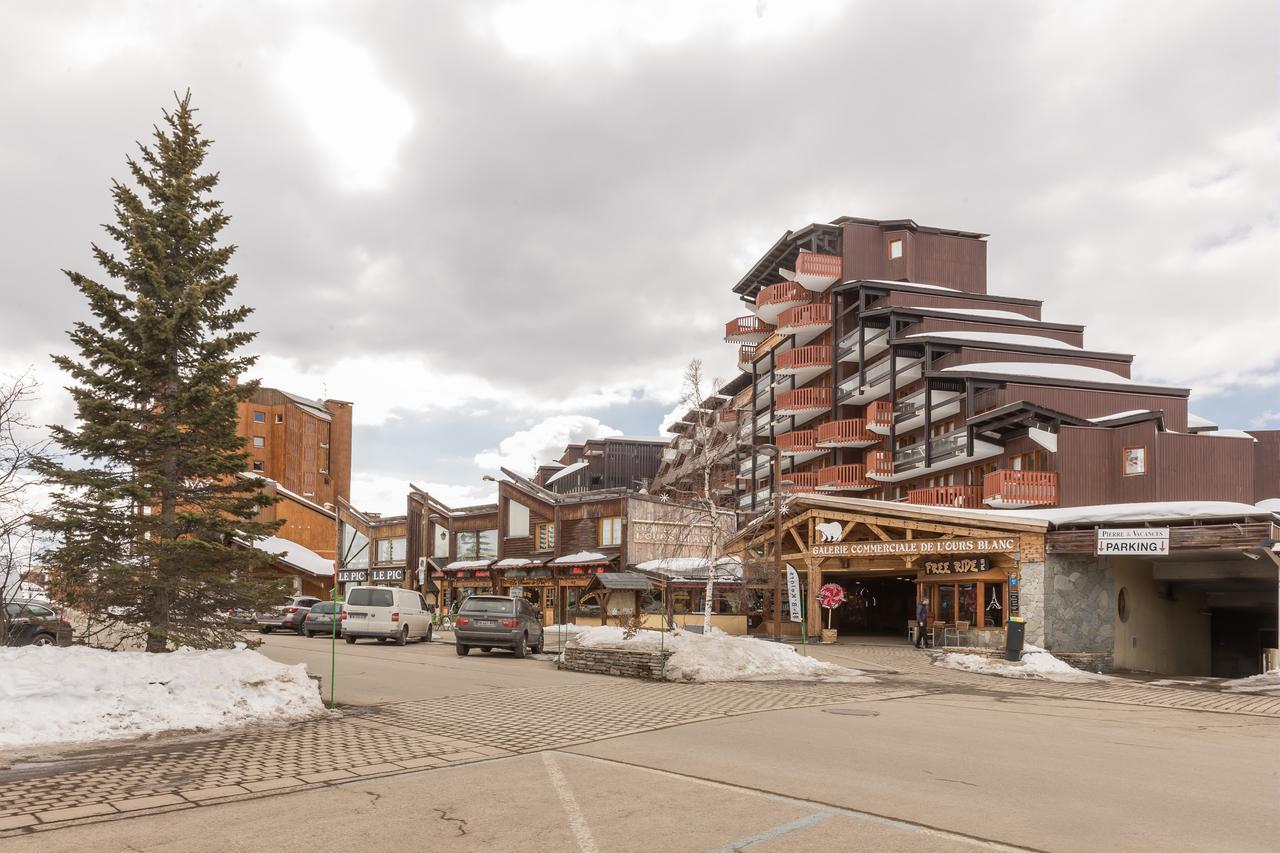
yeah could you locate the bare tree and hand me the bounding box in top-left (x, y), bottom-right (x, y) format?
top-left (0, 372), bottom-right (48, 639)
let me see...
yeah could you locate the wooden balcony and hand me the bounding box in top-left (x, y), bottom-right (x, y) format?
top-left (738, 343), bottom-right (759, 372)
top-left (983, 470), bottom-right (1058, 508)
top-left (815, 418), bottom-right (878, 448)
top-left (715, 408), bottom-right (740, 434)
top-left (785, 251), bottom-right (843, 293)
top-left (776, 429), bottom-right (818, 455)
top-left (774, 345), bottom-right (832, 375)
top-left (817, 464), bottom-right (875, 491)
top-left (725, 316), bottom-right (773, 344)
top-left (779, 471), bottom-right (819, 494)
top-left (776, 302), bottom-right (832, 341)
top-left (908, 485), bottom-right (984, 509)
top-left (865, 449), bottom-right (892, 478)
top-left (754, 281), bottom-right (813, 324)
top-left (775, 387), bottom-right (831, 415)
top-left (866, 400), bottom-right (894, 433)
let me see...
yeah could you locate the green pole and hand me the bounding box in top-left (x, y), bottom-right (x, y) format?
top-left (800, 589), bottom-right (808, 657)
top-left (328, 584), bottom-right (338, 709)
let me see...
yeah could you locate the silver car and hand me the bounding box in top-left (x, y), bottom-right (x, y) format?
top-left (454, 595), bottom-right (544, 658)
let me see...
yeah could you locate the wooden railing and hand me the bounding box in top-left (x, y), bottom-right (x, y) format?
top-left (865, 450), bottom-right (892, 477)
top-left (795, 252), bottom-right (843, 279)
top-left (775, 387), bottom-right (832, 412)
top-left (738, 344), bottom-right (759, 371)
top-left (756, 280), bottom-right (812, 309)
top-left (776, 429), bottom-right (818, 454)
top-left (815, 418), bottom-right (877, 447)
top-left (777, 302), bottom-right (832, 331)
top-left (775, 345), bottom-right (831, 372)
top-left (908, 485), bottom-right (984, 508)
top-left (724, 316), bottom-right (773, 341)
top-left (715, 408), bottom-right (740, 433)
top-left (867, 400), bottom-right (894, 430)
top-left (817, 464), bottom-right (873, 490)
top-left (983, 470), bottom-right (1058, 507)
top-left (780, 471), bottom-right (819, 493)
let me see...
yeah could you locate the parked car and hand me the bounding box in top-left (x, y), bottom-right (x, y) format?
top-left (340, 586), bottom-right (432, 645)
top-left (454, 595), bottom-right (544, 658)
top-left (4, 601), bottom-right (73, 647)
top-left (303, 601), bottom-right (343, 638)
top-left (255, 595), bottom-right (322, 634)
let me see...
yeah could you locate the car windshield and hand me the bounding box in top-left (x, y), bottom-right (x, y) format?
top-left (348, 589), bottom-right (394, 607)
top-left (459, 598), bottom-right (515, 615)
top-left (310, 602), bottom-right (334, 614)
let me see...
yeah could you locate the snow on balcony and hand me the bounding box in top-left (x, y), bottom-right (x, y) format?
top-left (780, 251), bottom-right (842, 293)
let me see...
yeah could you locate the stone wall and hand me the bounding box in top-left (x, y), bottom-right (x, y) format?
top-left (560, 643), bottom-right (672, 680)
top-left (1043, 554), bottom-right (1115, 655)
top-left (1055, 651), bottom-right (1114, 673)
top-left (1017, 561), bottom-right (1046, 646)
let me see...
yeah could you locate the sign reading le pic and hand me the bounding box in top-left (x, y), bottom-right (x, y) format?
top-left (1095, 528), bottom-right (1170, 556)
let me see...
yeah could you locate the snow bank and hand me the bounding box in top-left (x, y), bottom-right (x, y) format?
top-left (1221, 669), bottom-right (1280, 695)
top-left (936, 644), bottom-right (1111, 684)
top-left (0, 645), bottom-right (325, 749)
top-left (570, 627), bottom-right (871, 683)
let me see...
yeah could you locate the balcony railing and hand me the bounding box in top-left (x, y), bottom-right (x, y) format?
top-left (755, 281), bottom-right (813, 324)
top-left (983, 470), bottom-right (1058, 508)
top-left (894, 430), bottom-right (968, 473)
top-left (817, 464), bottom-right (874, 491)
top-left (775, 387), bottom-right (832, 414)
top-left (776, 302), bottom-right (832, 336)
top-left (738, 343), bottom-right (758, 371)
top-left (788, 251), bottom-right (843, 292)
top-left (774, 345), bottom-right (832, 374)
top-left (779, 471), bottom-right (819, 493)
top-left (725, 315), bottom-right (773, 344)
top-left (715, 408), bottom-right (740, 434)
top-left (865, 450), bottom-right (892, 477)
top-left (908, 485), bottom-right (984, 509)
top-left (815, 418), bottom-right (878, 448)
top-left (868, 400), bottom-right (894, 431)
top-left (777, 429), bottom-right (818, 455)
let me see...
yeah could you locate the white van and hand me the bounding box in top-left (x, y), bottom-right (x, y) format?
top-left (340, 586), bottom-right (433, 645)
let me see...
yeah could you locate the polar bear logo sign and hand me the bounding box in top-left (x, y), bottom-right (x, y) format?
top-left (815, 521), bottom-right (843, 543)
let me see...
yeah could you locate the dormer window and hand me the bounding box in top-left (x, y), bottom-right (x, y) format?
top-left (889, 239), bottom-right (904, 259)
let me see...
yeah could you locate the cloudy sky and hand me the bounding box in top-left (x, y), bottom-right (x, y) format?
top-left (2, 0), bottom-right (1276, 514)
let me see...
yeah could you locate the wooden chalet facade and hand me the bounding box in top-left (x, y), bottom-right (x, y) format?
top-left (533, 436), bottom-right (669, 495)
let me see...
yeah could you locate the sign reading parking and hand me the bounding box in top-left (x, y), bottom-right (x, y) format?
top-left (1095, 528), bottom-right (1170, 556)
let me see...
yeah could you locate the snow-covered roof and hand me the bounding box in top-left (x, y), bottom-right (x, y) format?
top-left (251, 536), bottom-right (334, 578)
top-left (1255, 498), bottom-right (1280, 515)
top-left (552, 551), bottom-right (611, 565)
top-left (545, 459), bottom-right (589, 485)
top-left (444, 559), bottom-right (494, 571)
top-left (1186, 413), bottom-right (1218, 431)
top-left (1198, 429), bottom-right (1256, 441)
top-left (1013, 501), bottom-right (1274, 527)
top-left (1089, 410), bottom-right (1152, 423)
top-left (280, 390), bottom-right (332, 421)
top-left (495, 557), bottom-right (544, 567)
top-left (610, 436), bottom-right (675, 444)
top-left (241, 473), bottom-right (336, 518)
top-left (634, 556), bottom-right (743, 582)
top-left (924, 307), bottom-right (1041, 322)
top-left (940, 362), bottom-right (1139, 386)
top-left (849, 279), bottom-right (959, 292)
top-left (905, 331), bottom-right (1082, 350)
top-left (1027, 427), bottom-right (1058, 453)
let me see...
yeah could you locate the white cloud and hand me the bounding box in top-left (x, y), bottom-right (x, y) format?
top-left (1249, 411), bottom-right (1280, 428)
top-left (474, 415), bottom-right (622, 476)
top-left (349, 471), bottom-right (495, 516)
top-left (273, 30), bottom-right (415, 192)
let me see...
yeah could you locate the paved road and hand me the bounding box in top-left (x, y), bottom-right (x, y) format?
top-left (2, 636), bottom-right (1278, 852)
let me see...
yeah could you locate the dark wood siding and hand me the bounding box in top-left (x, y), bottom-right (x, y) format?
top-left (841, 223), bottom-right (889, 281)
top-left (1250, 431), bottom-right (1280, 501)
top-left (906, 231), bottom-right (987, 294)
top-left (1001, 383), bottom-right (1189, 432)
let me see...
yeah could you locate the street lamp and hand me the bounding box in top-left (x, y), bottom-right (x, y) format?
top-left (756, 444), bottom-right (786, 640)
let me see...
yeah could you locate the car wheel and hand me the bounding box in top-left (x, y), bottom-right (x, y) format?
top-left (424, 625), bottom-right (433, 643)
top-left (376, 637), bottom-right (387, 643)
top-left (259, 627), bottom-right (271, 634)
top-left (455, 642), bottom-right (469, 656)
top-left (30, 633), bottom-right (55, 647)
top-left (396, 626), bottom-right (408, 646)
top-left (479, 647), bottom-right (492, 654)
top-left (530, 635), bottom-right (543, 655)
top-left (345, 636), bottom-right (356, 645)
top-left (295, 625), bottom-right (306, 636)
top-left (512, 633), bottom-right (527, 659)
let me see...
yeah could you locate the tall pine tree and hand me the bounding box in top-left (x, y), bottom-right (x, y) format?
top-left (35, 92), bottom-right (287, 652)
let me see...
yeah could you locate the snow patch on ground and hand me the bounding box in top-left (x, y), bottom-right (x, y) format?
top-left (1221, 669), bottom-right (1280, 695)
top-left (570, 627), bottom-right (872, 683)
top-left (936, 644), bottom-right (1112, 684)
top-left (0, 645), bottom-right (326, 749)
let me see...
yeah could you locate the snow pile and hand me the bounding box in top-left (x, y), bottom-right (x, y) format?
top-left (570, 627), bottom-right (871, 683)
top-left (936, 644), bottom-right (1111, 683)
top-left (1221, 669), bottom-right (1280, 695)
top-left (0, 645), bottom-right (325, 749)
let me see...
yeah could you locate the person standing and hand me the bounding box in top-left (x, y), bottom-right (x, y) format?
top-left (914, 596), bottom-right (930, 649)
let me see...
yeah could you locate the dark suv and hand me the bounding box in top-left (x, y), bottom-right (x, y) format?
top-left (455, 596), bottom-right (544, 658)
top-left (255, 595), bottom-right (322, 634)
top-left (4, 601), bottom-right (73, 647)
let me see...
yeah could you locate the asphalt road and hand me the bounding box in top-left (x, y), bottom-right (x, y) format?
top-left (10, 635), bottom-right (1280, 852)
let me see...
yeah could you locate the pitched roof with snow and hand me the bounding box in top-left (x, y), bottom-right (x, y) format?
top-left (552, 551), bottom-right (612, 565)
top-left (251, 536), bottom-right (334, 577)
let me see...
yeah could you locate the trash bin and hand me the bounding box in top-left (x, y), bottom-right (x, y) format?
top-left (1005, 617), bottom-right (1026, 662)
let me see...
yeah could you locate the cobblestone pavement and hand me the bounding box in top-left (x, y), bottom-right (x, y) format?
top-left (3, 643), bottom-right (1278, 838)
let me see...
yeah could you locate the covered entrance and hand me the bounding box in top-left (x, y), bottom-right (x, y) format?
top-left (820, 574), bottom-right (915, 635)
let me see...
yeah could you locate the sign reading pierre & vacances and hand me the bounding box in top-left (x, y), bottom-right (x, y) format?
top-left (809, 537), bottom-right (1018, 558)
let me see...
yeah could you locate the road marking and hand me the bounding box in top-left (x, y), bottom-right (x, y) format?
top-left (709, 811), bottom-right (834, 852)
top-left (542, 752), bottom-right (599, 853)
top-left (560, 752), bottom-right (1040, 852)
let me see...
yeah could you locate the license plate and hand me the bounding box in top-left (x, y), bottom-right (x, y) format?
top-left (347, 612), bottom-right (366, 619)
top-left (475, 619), bottom-right (496, 627)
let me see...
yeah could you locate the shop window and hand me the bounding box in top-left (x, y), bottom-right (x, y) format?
top-left (253, 411), bottom-right (266, 423)
top-left (957, 583), bottom-right (977, 626)
top-left (375, 537), bottom-right (406, 564)
top-left (457, 531), bottom-right (477, 558)
top-left (671, 590), bottom-right (692, 614)
top-left (536, 522), bottom-right (556, 551)
top-left (984, 583), bottom-right (1005, 628)
top-left (432, 525), bottom-right (450, 559)
top-left (937, 585), bottom-right (955, 624)
top-left (599, 517), bottom-right (622, 547)
top-left (715, 592), bottom-right (742, 615)
top-left (478, 529), bottom-right (498, 559)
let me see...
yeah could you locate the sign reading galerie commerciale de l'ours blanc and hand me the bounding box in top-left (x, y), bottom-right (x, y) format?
top-left (809, 537), bottom-right (1018, 559)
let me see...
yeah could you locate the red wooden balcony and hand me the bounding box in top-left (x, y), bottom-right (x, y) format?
top-left (738, 343), bottom-right (759, 372)
top-left (779, 471), bottom-right (819, 494)
top-left (776, 429), bottom-right (818, 455)
top-left (775, 387), bottom-right (831, 415)
top-left (908, 485), bottom-right (984, 509)
top-left (725, 316), bottom-right (773, 344)
top-left (774, 345), bottom-right (832, 375)
top-left (715, 408), bottom-right (741, 434)
top-left (815, 418), bottom-right (878, 448)
top-left (865, 449), bottom-right (892, 478)
top-left (817, 464), bottom-right (874, 491)
top-left (865, 400), bottom-right (895, 434)
top-left (776, 302), bottom-right (832, 339)
top-left (754, 281), bottom-right (813, 324)
top-left (784, 251), bottom-right (843, 293)
top-left (983, 470), bottom-right (1058, 508)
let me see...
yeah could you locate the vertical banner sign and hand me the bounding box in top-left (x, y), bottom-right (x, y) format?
top-left (785, 565), bottom-right (803, 623)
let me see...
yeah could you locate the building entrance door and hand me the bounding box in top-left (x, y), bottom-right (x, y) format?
top-left (827, 575), bottom-right (916, 636)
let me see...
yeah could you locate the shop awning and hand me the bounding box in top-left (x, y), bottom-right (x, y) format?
top-left (443, 559), bottom-right (495, 572)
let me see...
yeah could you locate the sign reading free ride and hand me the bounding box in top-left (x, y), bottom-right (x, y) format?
top-left (1095, 528), bottom-right (1170, 556)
